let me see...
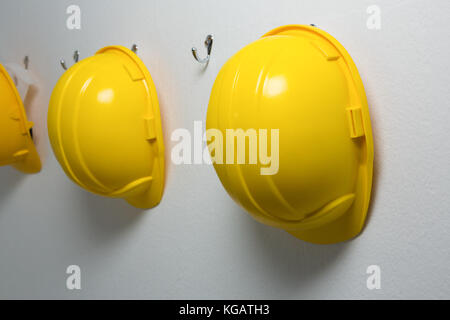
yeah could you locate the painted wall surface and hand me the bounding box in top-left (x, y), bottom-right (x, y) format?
top-left (0, 0), bottom-right (449, 299)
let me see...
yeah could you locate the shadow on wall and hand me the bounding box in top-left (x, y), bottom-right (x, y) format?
top-left (24, 84), bottom-right (47, 163)
top-left (360, 90), bottom-right (381, 231)
top-left (72, 187), bottom-right (146, 244)
top-left (243, 210), bottom-right (349, 293)
top-left (0, 168), bottom-right (26, 209)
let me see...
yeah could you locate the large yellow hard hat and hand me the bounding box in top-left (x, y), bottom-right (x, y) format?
top-left (0, 63), bottom-right (41, 174)
top-left (206, 25), bottom-right (374, 244)
top-left (48, 46), bottom-right (165, 209)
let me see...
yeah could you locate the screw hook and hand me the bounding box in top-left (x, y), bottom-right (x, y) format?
top-left (192, 34), bottom-right (213, 65)
top-left (60, 50), bottom-right (80, 70)
top-left (73, 50), bottom-right (79, 63)
top-left (23, 56), bottom-right (29, 70)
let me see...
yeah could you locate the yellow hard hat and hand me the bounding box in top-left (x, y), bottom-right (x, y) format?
top-left (0, 63), bottom-right (41, 174)
top-left (206, 25), bottom-right (374, 244)
top-left (48, 46), bottom-right (165, 209)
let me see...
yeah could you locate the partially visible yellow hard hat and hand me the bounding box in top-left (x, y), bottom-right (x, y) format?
top-left (207, 25), bottom-right (374, 244)
top-left (48, 46), bottom-right (165, 209)
top-left (0, 63), bottom-right (41, 174)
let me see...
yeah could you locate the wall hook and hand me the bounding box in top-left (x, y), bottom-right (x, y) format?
top-left (192, 34), bottom-right (213, 65)
top-left (60, 50), bottom-right (80, 70)
top-left (131, 44), bottom-right (138, 53)
top-left (23, 56), bottom-right (29, 70)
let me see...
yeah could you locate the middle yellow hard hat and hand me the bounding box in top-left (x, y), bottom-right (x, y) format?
top-left (48, 46), bottom-right (165, 209)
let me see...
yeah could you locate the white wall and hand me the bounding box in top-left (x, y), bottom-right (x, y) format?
top-left (0, 0), bottom-right (449, 299)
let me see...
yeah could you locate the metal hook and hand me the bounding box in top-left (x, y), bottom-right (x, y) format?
top-left (192, 34), bottom-right (213, 65)
top-left (131, 44), bottom-right (138, 54)
top-left (23, 56), bottom-right (29, 70)
top-left (73, 50), bottom-right (79, 63)
top-left (60, 50), bottom-right (80, 70)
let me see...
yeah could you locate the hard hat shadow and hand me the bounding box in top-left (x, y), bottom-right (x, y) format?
top-left (23, 83), bottom-right (38, 117)
top-left (360, 100), bottom-right (380, 230)
top-left (157, 89), bottom-right (171, 192)
top-left (73, 189), bottom-right (145, 244)
top-left (23, 84), bottom-right (47, 164)
top-left (243, 210), bottom-right (349, 293)
top-left (0, 168), bottom-right (25, 210)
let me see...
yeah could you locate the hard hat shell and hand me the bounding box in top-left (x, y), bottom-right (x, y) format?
top-left (206, 25), bottom-right (374, 244)
top-left (0, 63), bottom-right (41, 174)
top-left (48, 46), bottom-right (165, 209)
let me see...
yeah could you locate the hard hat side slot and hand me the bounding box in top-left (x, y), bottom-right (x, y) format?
top-left (346, 107), bottom-right (365, 138)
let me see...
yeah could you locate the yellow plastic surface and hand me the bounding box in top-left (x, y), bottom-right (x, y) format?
top-left (48, 46), bottom-right (165, 209)
top-left (0, 63), bottom-right (41, 174)
top-left (207, 25), bottom-right (374, 244)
